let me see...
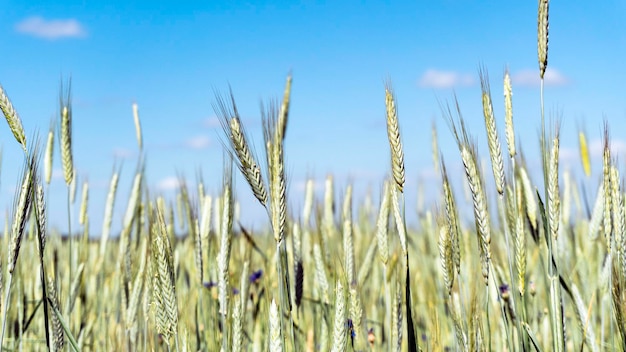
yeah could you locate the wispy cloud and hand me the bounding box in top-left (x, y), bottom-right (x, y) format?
top-left (15, 16), bottom-right (87, 39)
top-left (418, 69), bottom-right (474, 89)
top-left (202, 116), bottom-right (220, 128)
top-left (589, 138), bottom-right (626, 157)
top-left (51, 168), bottom-right (65, 181)
top-left (185, 135), bottom-right (211, 150)
top-left (157, 177), bottom-right (181, 192)
top-left (511, 68), bottom-right (570, 87)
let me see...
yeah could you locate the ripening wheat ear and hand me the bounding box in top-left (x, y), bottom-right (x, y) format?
top-left (445, 100), bottom-right (491, 284)
top-left (441, 158), bottom-right (461, 276)
top-left (384, 82), bottom-right (405, 193)
top-left (150, 203), bottom-right (179, 346)
top-left (277, 73), bottom-right (292, 142)
top-left (44, 119), bottom-right (55, 184)
top-left (376, 180), bottom-right (391, 266)
top-left (0, 83), bottom-right (27, 151)
top-left (538, 0), bottom-right (550, 79)
top-left (331, 279), bottom-right (347, 352)
top-left (503, 69), bottom-right (516, 159)
top-left (342, 185), bottom-right (356, 285)
top-left (438, 213), bottom-right (454, 296)
top-left (217, 162), bottom-right (234, 351)
top-left (214, 90), bottom-right (268, 206)
top-left (1, 148), bottom-right (37, 347)
top-left (59, 80), bottom-right (74, 185)
top-left (269, 299), bottom-right (283, 352)
top-left (603, 124), bottom-right (613, 251)
top-left (479, 68), bottom-right (505, 195)
top-left (547, 131), bottom-right (561, 241)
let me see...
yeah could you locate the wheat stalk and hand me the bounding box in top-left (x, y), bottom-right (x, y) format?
top-left (432, 120), bottom-right (440, 174)
top-left (79, 180), bottom-right (89, 226)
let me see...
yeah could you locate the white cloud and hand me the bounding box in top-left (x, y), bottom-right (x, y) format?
top-left (203, 116), bottom-right (221, 128)
top-left (589, 138), bottom-right (626, 157)
top-left (511, 68), bottom-right (570, 87)
top-left (157, 177), bottom-right (181, 191)
top-left (15, 16), bottom-right (87, 39)
top-left (185, 136), bottom-right (211, 150)
top-left (52, 168), bottom-right (64, 181)
top-left (418, 69), bottom-right (474, 89)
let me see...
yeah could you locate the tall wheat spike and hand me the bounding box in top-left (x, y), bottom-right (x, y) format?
top-left (44, 120), bottom-right (55, 184)
top-left (0, 153), bottom-right (35, 347)
top-left (342, 185), bottom-right (355, 285)
top-left (277, 74), bottom-right (292, 142)
top-left (548, 134), bottom-right (560, 241)
top-left (100, 168), bottom-right (120, 257)
top-left (603, 126), bottom-right (613, 251)
top-left (503, 69), bottom-right (516, 159)
top-left (438, 214), bottom-right (454, 296)
top-left (479, 69), bottom-right (505, 195)
top-left (441, 159), bottom-right (461, 275)
top-left (47, 276), bottom-right (65, 352)
top-left (215, 91), bottom-right (268, 206)
top-left (59, 81), bottom-right (74, 185)
top-left (151, 203), bottom-right (179, 346)
top-left (447, 103), bottom-right (491, 284)
top-left (330, 280), bottom-right (346, 352)
top-left (0, 83), bottom-right (27, 151)
top-left (538, 0), bottom-right (550, 79)
top-left (376, 180), bottom-right (391, 266)
top-left (384, 83), bottom-right (405, 193)
top-left (269, 299), bottom-right (283, 352)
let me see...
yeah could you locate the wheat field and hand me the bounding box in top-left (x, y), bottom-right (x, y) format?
top-left (0, 1), bottom-right (624, 351)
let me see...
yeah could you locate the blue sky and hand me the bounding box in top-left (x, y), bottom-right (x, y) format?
top-left (1, 1), bottom-right (625, 234)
